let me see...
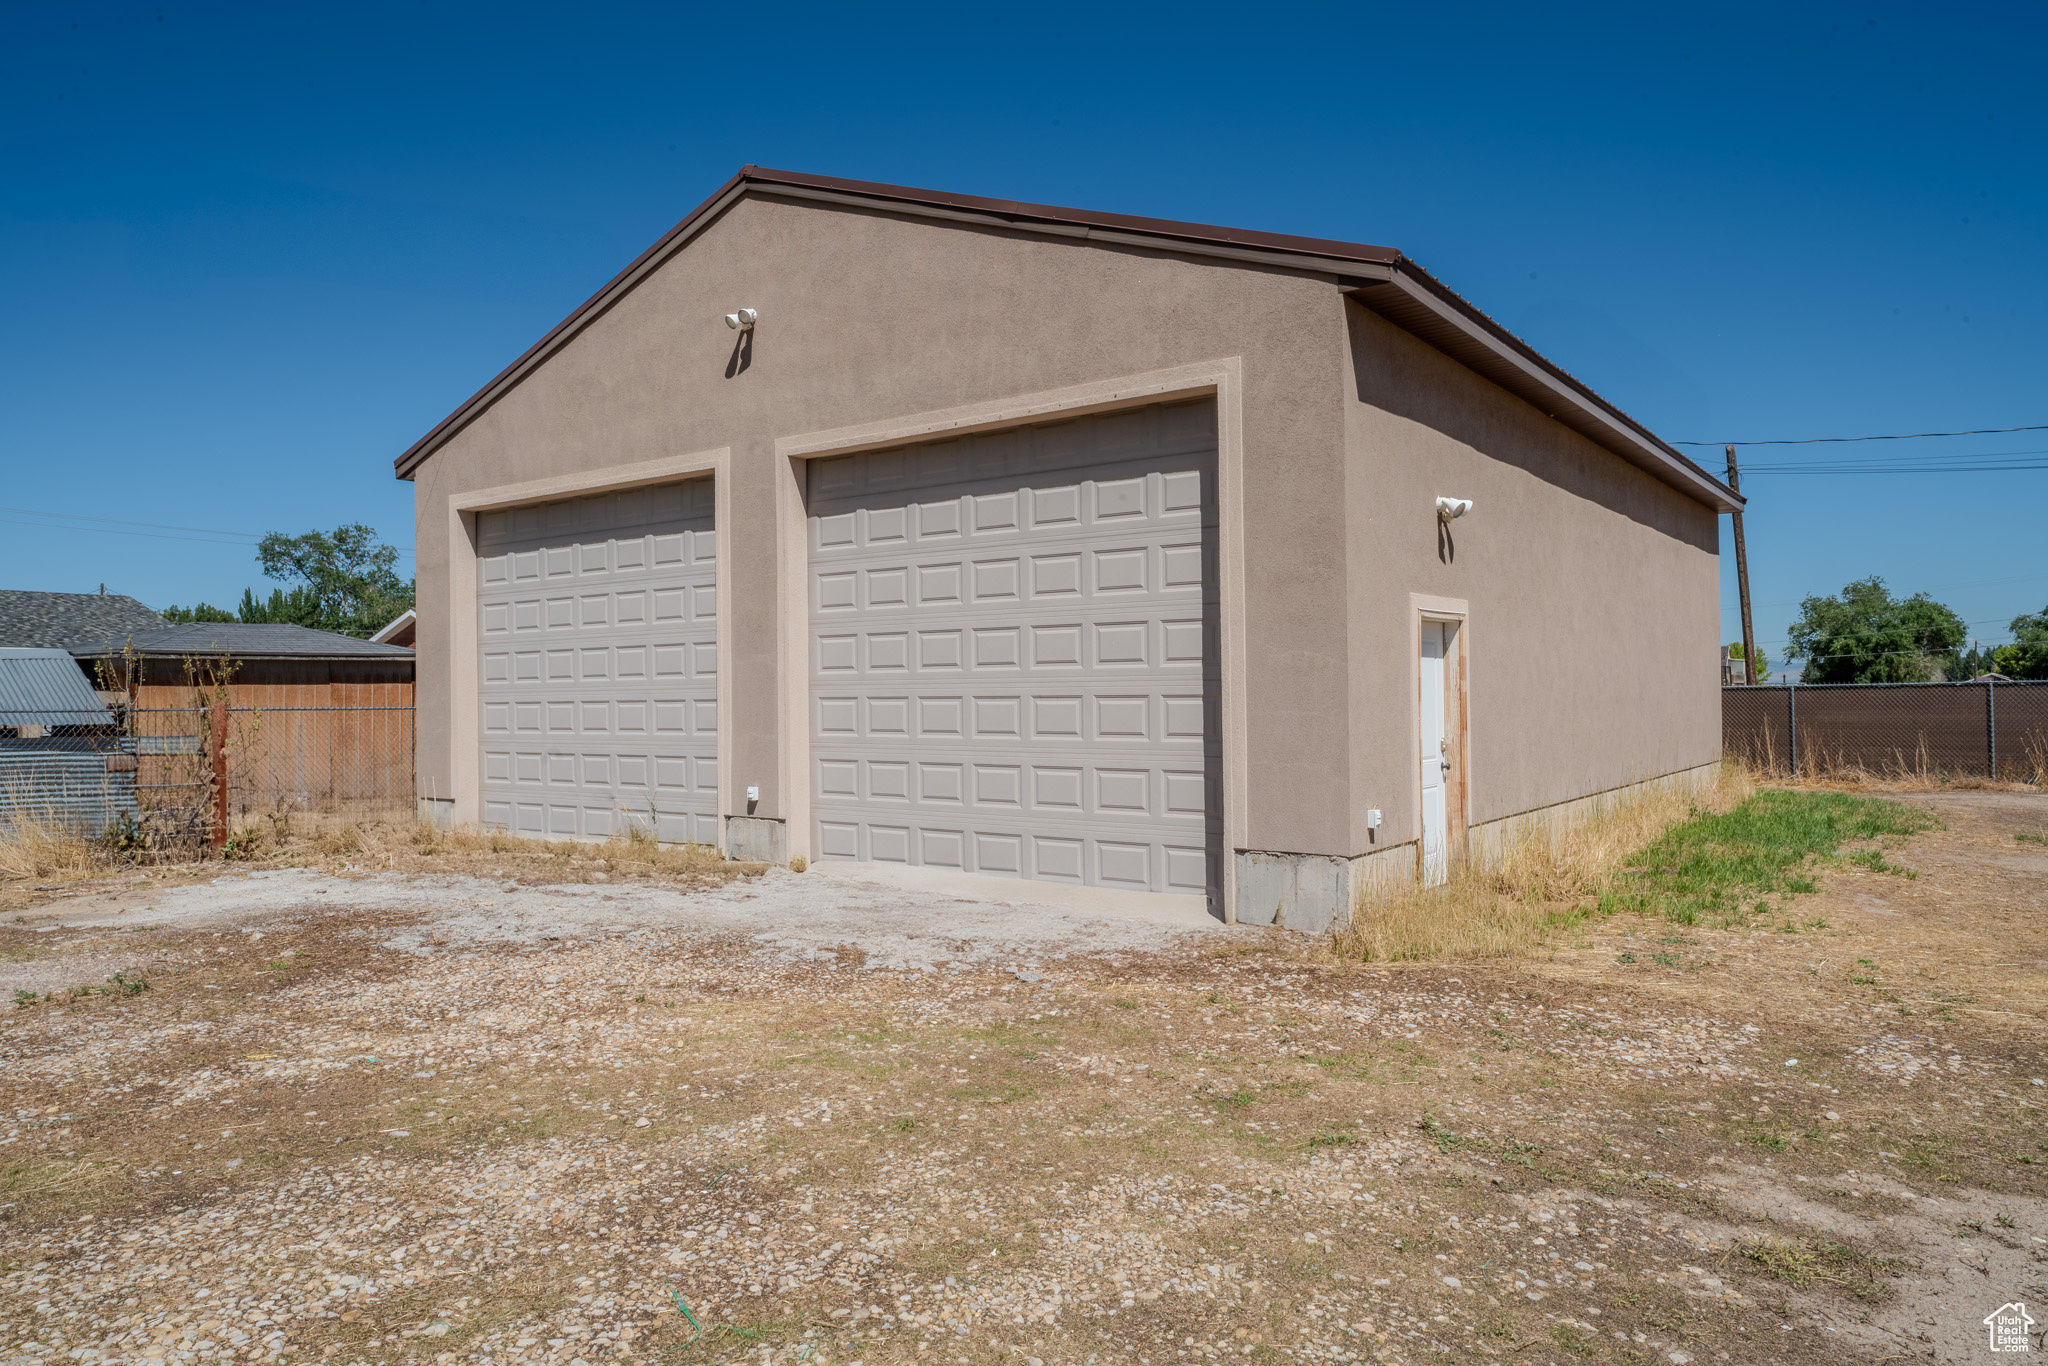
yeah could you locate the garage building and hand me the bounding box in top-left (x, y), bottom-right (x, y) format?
top-left (398, 168), bottom-right (1738, 930)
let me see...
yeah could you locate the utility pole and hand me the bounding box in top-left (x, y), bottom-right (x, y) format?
top-left (1726, 444), bottom-right (1758, 685)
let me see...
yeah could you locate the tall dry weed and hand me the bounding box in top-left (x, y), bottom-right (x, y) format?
top-left (1334, 763), bottom-right (1754, 962)
top-left (2017, 734), bottom-right (2048, 787)
top-left (220, 809), bottom-right (747, 881)
top-left (0, 809), bottom-right (117, 884)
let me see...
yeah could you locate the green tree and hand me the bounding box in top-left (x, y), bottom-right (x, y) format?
top-left (162, 525), bottom-right (412, 636)
top-left (254, 524), bottom-right (414, 635)
top-left (236, 585), bottom-right (326, 626)
top-left (1726, 641), bottom-right (1770, 679)
top-left (1785, 577), bottom-right (1966, 683)
top-left (2002, 604), bottom-right (2048, 679)
top-left (160, 602), bottom-right (237, 624)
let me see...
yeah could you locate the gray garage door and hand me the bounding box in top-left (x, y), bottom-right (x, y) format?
top-left (477, 479), bottom-right (718, 844)
top-left (808, 400), bottom-right (1219, 898)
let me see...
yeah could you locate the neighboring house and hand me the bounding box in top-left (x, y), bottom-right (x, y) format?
top-left (79, 624), bottom-right (418, 820)
top-left (396, 167), bottom-right (1739, 929)
top-left (370, 609), bottom-right (417, 649)
top-left (0, 647), bottom-right (136, 836)
top-left (0, 589), bottom-right (166, 654)
top-left (77, 623), bottom-right (416, 706)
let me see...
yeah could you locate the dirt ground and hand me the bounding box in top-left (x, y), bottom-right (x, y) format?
top-left (2, 790), bottom-right (2044, 1366)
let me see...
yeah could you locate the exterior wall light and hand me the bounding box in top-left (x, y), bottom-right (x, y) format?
top-left (1436, 497), bottom-right (1473, 522)
top-left (724, 308), bottom-right (758, 331)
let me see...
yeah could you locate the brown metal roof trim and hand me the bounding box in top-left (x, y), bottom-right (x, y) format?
top-left (1347, 269), bottom-right (1738, 509)
top-left (741, 167), bottom-right (1404, 267)
top-left (393, 167), bottom-right (1738, 511)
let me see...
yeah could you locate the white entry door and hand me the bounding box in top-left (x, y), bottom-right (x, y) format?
top-left (1419, 619), bottom-right (1449, 886)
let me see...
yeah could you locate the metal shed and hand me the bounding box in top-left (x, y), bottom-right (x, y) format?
top-left (0, 647), bottom-right (137, 836)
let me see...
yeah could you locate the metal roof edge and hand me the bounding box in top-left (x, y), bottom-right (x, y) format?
top-left (369, 609), bottom-right (418, 644)
top-left (393, 168), bottom-right (756, 480)
top-left (393, 168), bottom-right (1731, 515)
top-left (392, 167), bottom-right (1407, 480)
top-left (68, 650), bottom-right (419, 663)
top-left (1349, 267), bottom-right (1742, 513)
top-left (738, 167), bottom-right (1405, 267)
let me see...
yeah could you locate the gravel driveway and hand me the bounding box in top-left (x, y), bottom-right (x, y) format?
top-left (11, 861), bottom-right (1224, 985)
top-left (3, 790), bottom-right (2045, 1366)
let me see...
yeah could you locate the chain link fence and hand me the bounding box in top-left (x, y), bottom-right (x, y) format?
top-left (130, 705), bottom-right (416, 837)
top-left (1725, 680), bottom-right (2048, 782)
top-left (0, 708), bottom-right (139, 836)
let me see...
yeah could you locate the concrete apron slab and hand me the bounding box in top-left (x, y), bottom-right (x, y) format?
top-left (802, 859), bottom-right (1221, 928)
top-left (16, 864), bottom-right (1238, 971)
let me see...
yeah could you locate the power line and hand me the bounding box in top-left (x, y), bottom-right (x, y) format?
top-left (1741, 573), bottom-right (2048, 610)
top-left (0, 505), bottom-right (263, 539)
top-left (1717, 445), bottom-right (2048, 474)
top-left (1739, 446), bottom-right (2048, 471)
top-left (1, 513), bottom-right (415, 555)
top-left (1740, 462), bottom-right (2048, 474)
top-left (0, 517), bottom-right (268, 549)
top-left (1744, 444), bottom-right (2048, 463)
top-left (1675, 424), bottom-right (2048, 447)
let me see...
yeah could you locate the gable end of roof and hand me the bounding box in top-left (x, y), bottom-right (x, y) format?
top-left (393, 167), bottom-right (1738, 512)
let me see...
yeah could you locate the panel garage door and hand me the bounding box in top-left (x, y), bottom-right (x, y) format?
top-left (477, 479), bottom-right (717, 844)
top-left (808, 399), bottom-right (1219, 898)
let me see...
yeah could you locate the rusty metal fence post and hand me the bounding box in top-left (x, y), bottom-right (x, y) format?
top-left (209, 699), bottom-right (229, 850)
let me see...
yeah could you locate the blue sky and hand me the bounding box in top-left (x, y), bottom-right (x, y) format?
top-left (3, 1), bottom-right (2043, 670)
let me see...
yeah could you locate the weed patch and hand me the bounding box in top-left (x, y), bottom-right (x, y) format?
top-left (1599, 789), bottom-right (1937, 927)
top-left (1338, 772), bottom-right (1937, 958)
top-left (1740, 1234), bottom-right (1907, 1303)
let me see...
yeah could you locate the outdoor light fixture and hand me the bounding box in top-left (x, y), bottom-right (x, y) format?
top-left (1435, 496), bottom-right (1473, 522)
top-left (724, 308), bottom-right (758, 331)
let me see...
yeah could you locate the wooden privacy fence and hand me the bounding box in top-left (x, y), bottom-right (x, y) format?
top-left (1724, 681), bottom-right (2048, 782)
top-left (131, 705), bottom-right (415, 828)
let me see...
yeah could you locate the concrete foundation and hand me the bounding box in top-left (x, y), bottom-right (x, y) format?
top-left (1240, 762), bottom-right (1727, 935)
top-left (418, 798), bottom-right (455, 831)
top-left (1233, 845), bottom-right (1410, 933)
top-left (725, 815), bottom-right (788, 864)
top-left (1464, 762), bottom-right (1723, 869)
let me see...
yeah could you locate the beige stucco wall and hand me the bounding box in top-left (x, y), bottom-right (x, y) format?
top-left (410, 193), bottom-right (1354, 854)
top-left (407, 190), bottom-right (1720, 882)
top-left (1340, 305), bottom-right (1722, 862)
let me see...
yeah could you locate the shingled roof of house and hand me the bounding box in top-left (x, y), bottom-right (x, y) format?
top-left (0, 590), bottom-right (168, 652)
top-left (96, 623), bottom-right (417, 660)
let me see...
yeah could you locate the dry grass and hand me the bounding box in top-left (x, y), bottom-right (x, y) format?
top-left (1335, 764), bottom-right (1755, 962)
top-left (1, 805), bottom-right (763, 917)
top-left (0, 808), bottom-right (121, 886)
top-left (1756, 767), bottom-right (2043, 796)
top-left (5, 789), bottom-right (2044, 1364)
top-left (218, 807), bottom-right (761, 887)
top-left (1736, 725), bottom-right (2048, 790)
